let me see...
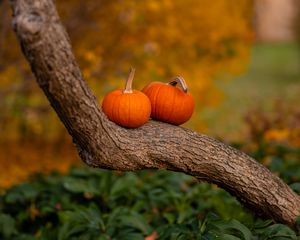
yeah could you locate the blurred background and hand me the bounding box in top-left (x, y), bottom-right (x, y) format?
top-left (0, 0), bottom-right (299, 188)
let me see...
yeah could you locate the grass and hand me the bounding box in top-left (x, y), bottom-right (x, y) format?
top-left (200, 43), bottom-right (300, 141)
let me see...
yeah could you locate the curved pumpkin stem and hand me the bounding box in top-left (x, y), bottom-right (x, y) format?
top-left (123, 67), bottom-right (135, 94)
top-left (168, 76), bottom-right (188, 93)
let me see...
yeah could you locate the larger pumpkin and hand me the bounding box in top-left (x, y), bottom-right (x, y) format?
top-left (142, 77), bottom-right (194, 125)
top-left (102, 68), bottom-right (151, 128)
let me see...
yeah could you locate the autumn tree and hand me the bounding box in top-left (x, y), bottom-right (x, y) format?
top-left (8, 0), bottom-right (300, 231)
top-left (0, 0), bottom-right (254, 187)
top-left (0, 0), bottom-right (253, 141)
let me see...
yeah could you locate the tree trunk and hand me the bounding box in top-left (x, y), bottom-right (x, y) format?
top-left (9, 0), bottom-right (300, 230)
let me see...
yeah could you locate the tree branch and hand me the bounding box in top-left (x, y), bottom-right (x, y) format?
top-left (10, 0), bottom-right (300, 230)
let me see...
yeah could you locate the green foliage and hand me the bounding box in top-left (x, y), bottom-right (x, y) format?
top-left (0, 141), bottom-right (299, 240)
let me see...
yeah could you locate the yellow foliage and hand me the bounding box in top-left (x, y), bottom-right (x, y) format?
top-left (263, 127), bottom-right (300, 147)
top-left (245, 101), bottom-right (300, 148)
top-left (264, 128), bottom-right (290, 143)
top-left (0, 140), bottom-right (79, 189)
top-left (0, 0), bottom-right (253, 187)
top-left (0, 0), bottom-right (253, 138)
top-left (59, 0), bottom-right (253, 100)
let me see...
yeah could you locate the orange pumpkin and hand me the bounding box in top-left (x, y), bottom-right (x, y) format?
top-left (102, 68), bottom-right (151, 128)
top-left (142, 77), bottom-right (194, 125)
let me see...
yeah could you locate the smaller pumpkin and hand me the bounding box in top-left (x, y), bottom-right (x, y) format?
top-left (102, 68), bottom-right (151, 128)
top-left (142, 77), bottom-right (194, 125)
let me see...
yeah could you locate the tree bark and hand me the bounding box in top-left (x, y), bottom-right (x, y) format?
top-left (9, 0), bottom-right (300, 230)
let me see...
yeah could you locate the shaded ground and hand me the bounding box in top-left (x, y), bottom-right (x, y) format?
top-left (201, 43), bottom-right (300, 141)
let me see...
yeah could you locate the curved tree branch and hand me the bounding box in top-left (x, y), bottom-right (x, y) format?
top-left (10, 0), bottom-right (300, 230)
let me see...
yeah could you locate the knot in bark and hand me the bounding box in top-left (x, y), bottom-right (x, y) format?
top-left (13, 11), bottom-right (44, 39)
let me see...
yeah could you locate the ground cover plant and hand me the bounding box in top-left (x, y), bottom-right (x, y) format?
top-left (0, 142), bottom-right (299, 239)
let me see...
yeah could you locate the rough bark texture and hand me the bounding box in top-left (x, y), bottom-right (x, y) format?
top-left (10, 0), bottom-right (300, 230)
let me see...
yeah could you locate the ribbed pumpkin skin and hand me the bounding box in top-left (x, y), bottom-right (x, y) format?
top-left (102, 89), bottom-right (151, 128)
top-left (142, 82), bottom-right (194, 125)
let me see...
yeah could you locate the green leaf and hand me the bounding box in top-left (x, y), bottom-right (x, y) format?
top-left (296, 216), bottom-right (300, 234)
top-left (216, 219), bottom-right (252, 240)
top-left (58, 221), bottom-right (84, 240)
top-left (0, 213), bottom-right (16, 239)
top-left (253, 219), bottom-right (273, 229)
top-left (257, 224), bottom-right (297, 239)
top-left (117, 211), bottom-right (152, 235)
top-left (97, 235), bottom-right (111, 240)
top-left (290, 183), bottom-right (300, 194)
top-left (163, 212), bottom-right (176, 224)
top-left (63, 177), bottom-right (100, 194)
top-left (109, 174), bottom-right (138, 201)
top-left (202, 215), bottom-right (252, 240)
top-left (115, 230), bottom-right (144, 240)
top-left (5, 183), bottom-right (38, 203)
top-left (220, 233), bottom-right (243, 240)
top-left (157, 224), bottom-right (191, 240)
top-left (58, 205), bottom-right (105, 240)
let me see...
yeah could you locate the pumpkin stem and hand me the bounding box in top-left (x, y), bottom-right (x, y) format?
top-left (168, 76), bottom-right (188, 93)
top-left (123, 67), bottom-right (135, 94)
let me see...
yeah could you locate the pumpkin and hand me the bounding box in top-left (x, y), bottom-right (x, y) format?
top-left (142, 77), bottom-right (194, 125)
top-left (102, 68), bottom-right (151, 128)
